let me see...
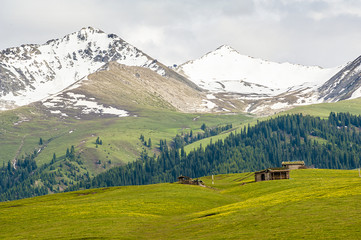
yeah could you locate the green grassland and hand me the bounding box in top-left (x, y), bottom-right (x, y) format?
top-left (285, 97), bottom-right (361, 118)
top-left (0, 104), bottom-right (251, 173)
top-left (1, 169), bottom-right (360, 239)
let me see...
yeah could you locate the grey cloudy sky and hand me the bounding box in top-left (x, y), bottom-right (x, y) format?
top-left (1, 0), bottom-right (361, 67)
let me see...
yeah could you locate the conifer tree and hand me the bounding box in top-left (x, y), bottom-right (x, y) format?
top-left (51, 153), bottom-right (56, 164)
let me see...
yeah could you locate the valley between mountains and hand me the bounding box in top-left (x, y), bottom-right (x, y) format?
top-left (1, 26), bottom-right (361, 239)
top-left (1, 27), bottom-right (361, 202)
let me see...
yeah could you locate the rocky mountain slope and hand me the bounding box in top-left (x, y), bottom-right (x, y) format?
top-left (39, 62), bottom-right (214, 120)
top-left (318, 55), bottom-right (361, 102)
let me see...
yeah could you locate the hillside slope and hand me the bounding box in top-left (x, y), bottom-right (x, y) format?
top-left (0, 169), bottom-right (360, 239)
top-left (39, 61), bottom-right (213, 116)
top-left (318, 55), bottom-right (361, 102)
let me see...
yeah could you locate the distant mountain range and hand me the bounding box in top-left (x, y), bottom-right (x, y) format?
top-left (1, 27), bottom-right (361, 115)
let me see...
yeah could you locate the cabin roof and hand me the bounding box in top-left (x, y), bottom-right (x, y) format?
top-left (178, 175), bottom-right (191, 179)
top-left (255, 168), bottom-right (290, 174)
top-left (282, 161), bottom-right (305, 165)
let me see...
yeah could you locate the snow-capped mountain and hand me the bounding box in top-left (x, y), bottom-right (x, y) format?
top-left (318, 55), bottom-right (361, 102)
top-left (2, 27), bottom-right (361, 116)
top-left (0, 27), bottom-right (165, 110)
top-left (177, 45), bottom-right (340, 98)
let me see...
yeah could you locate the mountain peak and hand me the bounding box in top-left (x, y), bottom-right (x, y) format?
top-left (79, 26), bottom-right (104, 34)
top-left (0, 27), bottom-right (166, 110)
top-left (215, 44), bottom-right (237, 52)
top-left (211, 45), bottom-right (239, 56)
top-left (75, 26), bottom-right (107, 38)
top-left (67, 26), bottom-right (109, 42)
top-left (177, 45), bottom-right (340, 96)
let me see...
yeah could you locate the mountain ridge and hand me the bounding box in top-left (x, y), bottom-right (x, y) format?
top-left (1, 27), bottom-right (361, 115)
top-left (0, 27), bottom-right (168, 110)
top-left (177, 44), bottom-right (341, 95)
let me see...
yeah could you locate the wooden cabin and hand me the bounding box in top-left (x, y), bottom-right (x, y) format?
top-left (282, 161), bottom-right (306, 170)
top-left (178, 175), bottom-right (204, 186)
top-left (255, 168), bottom-right (290, 182)
top-left (178, 175), bottom-right (191, 184)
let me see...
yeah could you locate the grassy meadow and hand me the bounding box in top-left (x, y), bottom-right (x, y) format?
top-left (1, 169), bottom-right (360, 239)
top-left (0, 104), bottom-right (251, 174)
top-left (285, 97), bottom-right (361, 118)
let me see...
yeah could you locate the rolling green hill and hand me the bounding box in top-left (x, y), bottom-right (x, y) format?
top-left (285, 97), bottom-right (361, 118)
top-left (1, 169), bottom-right (360, 239)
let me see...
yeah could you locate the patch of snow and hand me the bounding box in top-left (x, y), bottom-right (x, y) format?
top-left (244, 104), bottom-right (252, 112)
top-left (253, 105), bottom-right (267, 113)
top-left (50, 110), bottom-right (62, 114)
top-left (73, 99), bottom-right (128, 117)
top-left (270, 102), bottom-right (290, 110)
top-left (206, 94), bottom-right (217, 99)
top-left (66, 92), bottom-right (86, 99)
top-left (44, 91), bottom-right (129, 117)
top-left (350, 86), bottom-right (361, 99)
top-left (227, 101), bottom-right (236, 108)
top-left (201, 100), bottom-right (217, 109)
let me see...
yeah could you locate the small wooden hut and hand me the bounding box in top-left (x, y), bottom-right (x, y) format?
top-left (178, 175), bottom-right (204, 186)
top-left (282, 161), bottom-right (306, 170)
top-left (255, 168), bottom-right (290, 182)
top-left (178, 175), bottom-right (191, 184)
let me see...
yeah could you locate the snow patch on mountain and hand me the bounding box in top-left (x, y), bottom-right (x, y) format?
top-left (42, 91), bottom-right (129, 118)
top-left (201, 99), bottom-right (217, 110)
top-left (350, 87), bottom-right (361, 99)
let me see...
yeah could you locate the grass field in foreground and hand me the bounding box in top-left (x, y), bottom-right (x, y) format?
top-left (1, 169), bottom-right (360, 239)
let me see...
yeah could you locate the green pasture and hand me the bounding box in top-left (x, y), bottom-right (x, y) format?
top-left (1, 169), bottom-right (360, 239)
top-left (285, 98), bottom-right (361, 118)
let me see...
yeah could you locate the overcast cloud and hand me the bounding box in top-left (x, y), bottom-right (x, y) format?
top-left (1, 0), bottom-right (361, 67)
